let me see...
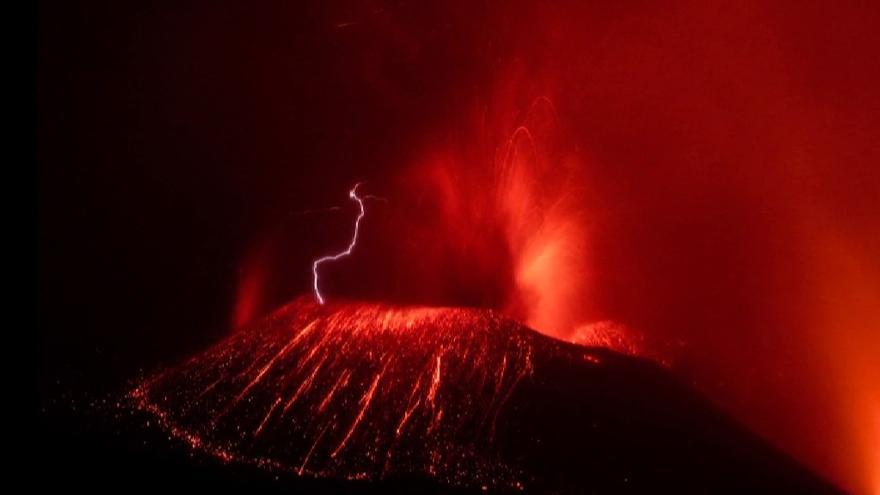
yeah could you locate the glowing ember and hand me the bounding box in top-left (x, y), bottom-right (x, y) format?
top-left (311, 183), bottom-right (368, 305)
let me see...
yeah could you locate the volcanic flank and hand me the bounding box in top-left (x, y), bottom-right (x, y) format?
top-left (130, 297), bottom-right (838, 494)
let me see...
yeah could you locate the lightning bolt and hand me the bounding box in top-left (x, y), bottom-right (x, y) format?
top-left (312, 183), bottom-right (367, 305)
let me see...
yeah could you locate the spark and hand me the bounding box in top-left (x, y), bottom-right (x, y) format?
top-left (282, 358), bottom-right (324, 413)
top-left (317, 369), bottom-right (351, 413)
top-left (395, 393), bottom-right (421, 437)
top-left (299, 422), bottom-right (331, 475)
top-left (331, 367), bottom-right (385, 458)
top-left (231, 320), bottom-right (316, 405)
top-left (312, 183), bottom-right (368, 305)
top-left (426, 353), bottom-right (442, 407)
top-left (254, 397), bottom-right (282, 436)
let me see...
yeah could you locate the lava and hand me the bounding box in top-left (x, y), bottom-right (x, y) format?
top-left (129, 297), bottom-right (835, 493)
top-left (376, 93), bottom-right (593, 338)
top-left (131, 297), bottom-right (536, 489)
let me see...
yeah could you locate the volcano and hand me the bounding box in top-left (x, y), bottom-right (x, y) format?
top-left (129, 297), bottom-right (838, 493)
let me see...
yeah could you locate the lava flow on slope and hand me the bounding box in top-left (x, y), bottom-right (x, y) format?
top-left (132, 297), bottom-right (535, 489)
top-left (130, 297), bottom-right (838, 493)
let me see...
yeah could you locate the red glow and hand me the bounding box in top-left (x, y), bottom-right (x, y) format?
top-left (233, 239), bottom-right (271, 328)
top-left (38, 1), bottom-right (880, 492)
top-left (131, 297), bottom-right (540, 489)
top-left (130, 296), bottom-right (840, 492)
top-left (224, 3), bottom-right (878, 492)
top-left (379, 91), bottom-right (593, 340)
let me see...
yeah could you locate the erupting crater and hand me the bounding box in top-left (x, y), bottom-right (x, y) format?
top-left (132, 297), bottom-right (538, 489)
top-left (129, 297), bottom-right (835, 493)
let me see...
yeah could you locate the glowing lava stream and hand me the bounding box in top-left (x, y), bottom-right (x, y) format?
top-left (311, 183), bottom-right (367, 305)
top-left (131, 298), bottom-right (541, 489)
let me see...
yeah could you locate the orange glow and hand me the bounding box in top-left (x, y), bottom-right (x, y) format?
top-left (572, 321), bottom-right (641, 359)
top-left (806, 230), bottom-right (880, 495)
top-left (389, 92), bottom-right (593, 341)
top-left (223, 3), bottom-right (879, 491)
top-left (131, 297), bottom-right (540, 489)
top-left (500, 121), bottom-right (590, 339)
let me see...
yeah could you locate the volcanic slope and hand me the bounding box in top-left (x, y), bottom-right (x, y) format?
top-left (131, 296), bottom-right (839, 494)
